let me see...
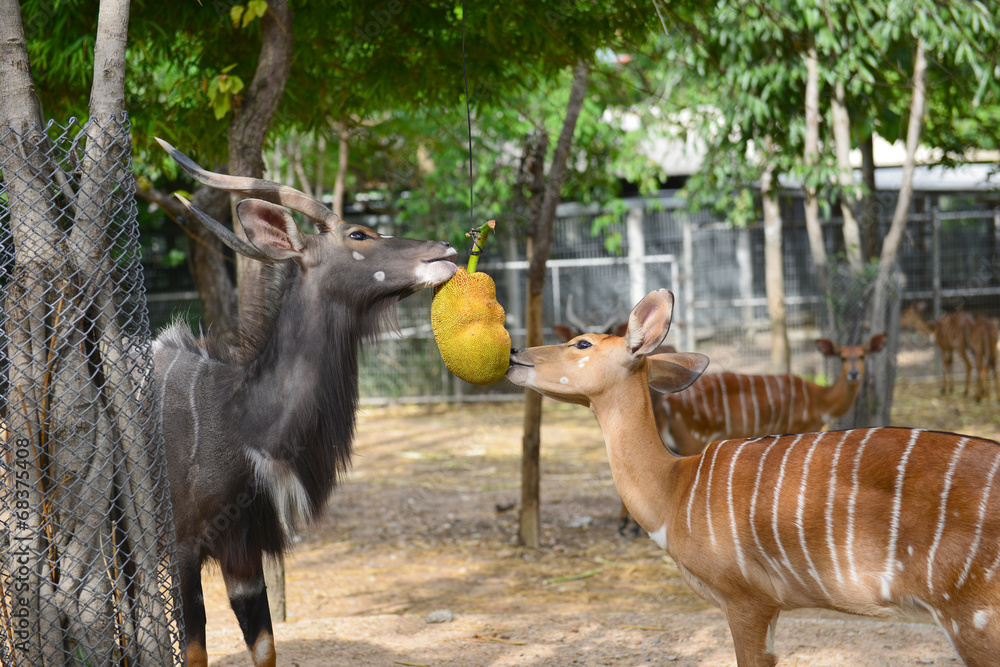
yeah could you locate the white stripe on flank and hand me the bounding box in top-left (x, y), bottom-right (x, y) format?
top-left (825, 431), bottom-right (853, 586)
top-left (188, 357), bottom-right (206, 463)
top-left (750, 376), bottom-right (760, 435)
top-left (956, 451), bottom-right (1000, 588)
top-left (882, 429), bottom-right (922, 593)
top-left (728, 439), bottom-right (752, 579)
top-left (927, 438), bottom-right (969, 594)
top-left (720, 376), bottom-right (731, 435)
top-left (773, 434), bottom-right (809, 588)
top-left (705, 441), bottom-right (725, 547)
top-left (686, 446), bottom-right (711, 533)
top-left (846, 429), bottom-right (877, 583)
top-left (160, 349), bottom-right (183, 432)
top-left (797, 433), bottom-right (832, 599)
top-left (749, 437), bottom-right (789, 584)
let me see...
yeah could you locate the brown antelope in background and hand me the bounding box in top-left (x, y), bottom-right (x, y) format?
top-left (656, 334), bottom-right (886, 456)
top-left (508, 289), bottom-right (1000, 666)
top-left (152, 140), bottom-right (457, 666)
top-left (968, 315), bottom-right (1000, 402)
top-left (901, 303), bottom-right (975, 396)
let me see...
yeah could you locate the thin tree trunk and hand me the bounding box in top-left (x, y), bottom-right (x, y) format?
top-left (860, 133), bottom-right (878, 262)
top-left (761, 162), bottom-right (790, 372)
top-left (878, 37), bottom-right (927, 272)
top-left (228, 0), bottom-right (293, 332)
top-left (872, 36), bottom-right (927, 320)
top-left (832, 79), bottom-right (861, 269)
top-left (332, 121), bottom-right (350, 218)
top-left (802, 47), bottom-right (828, 295)
top-left (314, 133), bottom-right (327, 208)
top-left (520, 61), bottom-right (589, 549)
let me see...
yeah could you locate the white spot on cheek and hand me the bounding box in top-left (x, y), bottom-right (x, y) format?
top-left (974, 609), bottom-right (991, 629)
top-left (560, 377), bottom-right (569, 384)
top-left (353, 251), bottom-right (365, 260)
top-left (578, 355), bottom-right (590, 368)
top-left (374, 271), bottom-right (385, 282)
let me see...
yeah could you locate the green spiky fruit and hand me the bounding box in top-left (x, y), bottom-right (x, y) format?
top-left (431, 268), bottom-right (511, 385)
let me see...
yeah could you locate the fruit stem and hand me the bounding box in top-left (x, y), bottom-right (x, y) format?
top-left (466, 219), bottom-right (495, 274)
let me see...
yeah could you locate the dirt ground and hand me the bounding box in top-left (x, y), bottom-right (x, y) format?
top-left (202, 371), bottom-right (1000, 666)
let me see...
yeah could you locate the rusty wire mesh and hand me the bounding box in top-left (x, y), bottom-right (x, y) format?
top-left (0, 115), bottom-right (184, 665)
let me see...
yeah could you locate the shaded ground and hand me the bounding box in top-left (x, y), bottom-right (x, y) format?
top-left (203, 372), bottom-right (996, 666)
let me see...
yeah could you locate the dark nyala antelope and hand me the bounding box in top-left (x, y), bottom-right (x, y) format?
top-left (656, 334), bottom-right (885, 456)
top-left (507, 289), bottom-right (1000, 666)
top-left (152, 139), bottom-right (457, 666)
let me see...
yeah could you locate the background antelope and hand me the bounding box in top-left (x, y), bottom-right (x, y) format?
top-left (656, 334), bottom-right (886, 456)
top-left (507, 289), bottom-right (1000, 666)
top-left (152, 140), bottom-right (457, 666)
top-left (967, 315), bottom-right (999, 403)
top-left (901, 303), bottom-right (975, 396)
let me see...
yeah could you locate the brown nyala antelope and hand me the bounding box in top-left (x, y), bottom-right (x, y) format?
top-left (507, 289), bottom-right (1000, 666)
top-left (967, 315), bottom-right (999, 403)
top-left (656, 333), bottom-right (885, 456)
top-left (152, 139), bottom-right (457, 666)
top-left (902, 303), bottom-right (975, 396)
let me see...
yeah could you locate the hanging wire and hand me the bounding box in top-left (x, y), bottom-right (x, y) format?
top-left (461, 0), bottom-right (474, 230)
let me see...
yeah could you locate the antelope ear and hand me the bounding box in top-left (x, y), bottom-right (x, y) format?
top-left (552, 325), bottom-right (575, 343)
top-left (236, 198), bottom-right (305, 261)
top-left (625, 290), bottom-right (674, 356)
top-left (867, 333), bottom-right (887, 353)
top-left (647, 352), bottom-right (709, 393)
top-left (816, 338), bottom-right (839, 357)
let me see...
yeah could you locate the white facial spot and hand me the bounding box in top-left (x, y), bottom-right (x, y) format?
top-left (374, 271), bottom-right (385, 282)
top-left (560, 377), bottom-right (569, 384)
top-left (353, 251), bottom-right (365, 260)
top-left (953, 619), bottom-right (960, 636)
top-left (577, 355), bottom-right (590, 368)
top-left (974, 609), bottom-right (991, 629)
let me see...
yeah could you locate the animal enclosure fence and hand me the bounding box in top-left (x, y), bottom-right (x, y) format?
top-left (0, 117), bottom-right (183, 664)
top-left (142, 190), bottom-right (1000, 411)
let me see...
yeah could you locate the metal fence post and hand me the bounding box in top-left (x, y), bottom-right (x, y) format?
top-left (682, 215), bottom-right (696, 352)
top-left (627, 206), bottom-right (646, 308)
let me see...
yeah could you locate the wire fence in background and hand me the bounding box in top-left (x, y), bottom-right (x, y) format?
top-left (0, 116), bottom-right (183, 665)
top-left (143, 192), bottom-right (1000, 408)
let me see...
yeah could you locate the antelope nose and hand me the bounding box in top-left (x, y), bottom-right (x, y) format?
top-left (510, 348), bottom-right (521, 355)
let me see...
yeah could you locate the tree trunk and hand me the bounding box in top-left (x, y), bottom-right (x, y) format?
top-left (802, 47), bottom-right (828, 295)
top-left (519, 61), bottom-right (589, 549)
top-left (860, 133), bottom-right (879, 262)
top-left (228, 0), bottom-right (294, 334)
top-left (2, 0), bottom-right (175, 662)
top-left (761, 163), bottom-right (790, 372)
top-left (332, 121), bottom-right (350, 218)
top-left (831, 79), bottom-right (861, 269)
top-left (872, 36), bottom-right (927, 322)
top-left (135, 184), bottom-right (237, 335)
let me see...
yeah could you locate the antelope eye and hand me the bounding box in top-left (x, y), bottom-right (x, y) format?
top-left (349, 230), bottom-right (370, 241)
top-left (574, 340), bottom-right (592, 349)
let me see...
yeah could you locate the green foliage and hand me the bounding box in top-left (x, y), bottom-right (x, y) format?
top-left (231, 1), bottom-right (268, 29)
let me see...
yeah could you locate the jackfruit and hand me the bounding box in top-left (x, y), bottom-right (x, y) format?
top-left (431, 267), bottom-right (511, 385)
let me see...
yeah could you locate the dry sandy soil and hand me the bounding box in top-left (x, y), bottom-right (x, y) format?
top-left (201, 373), bottom-right (1000, 666)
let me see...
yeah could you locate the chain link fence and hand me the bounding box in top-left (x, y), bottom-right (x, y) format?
top-left (0, 116), bottom-right (184, 664)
